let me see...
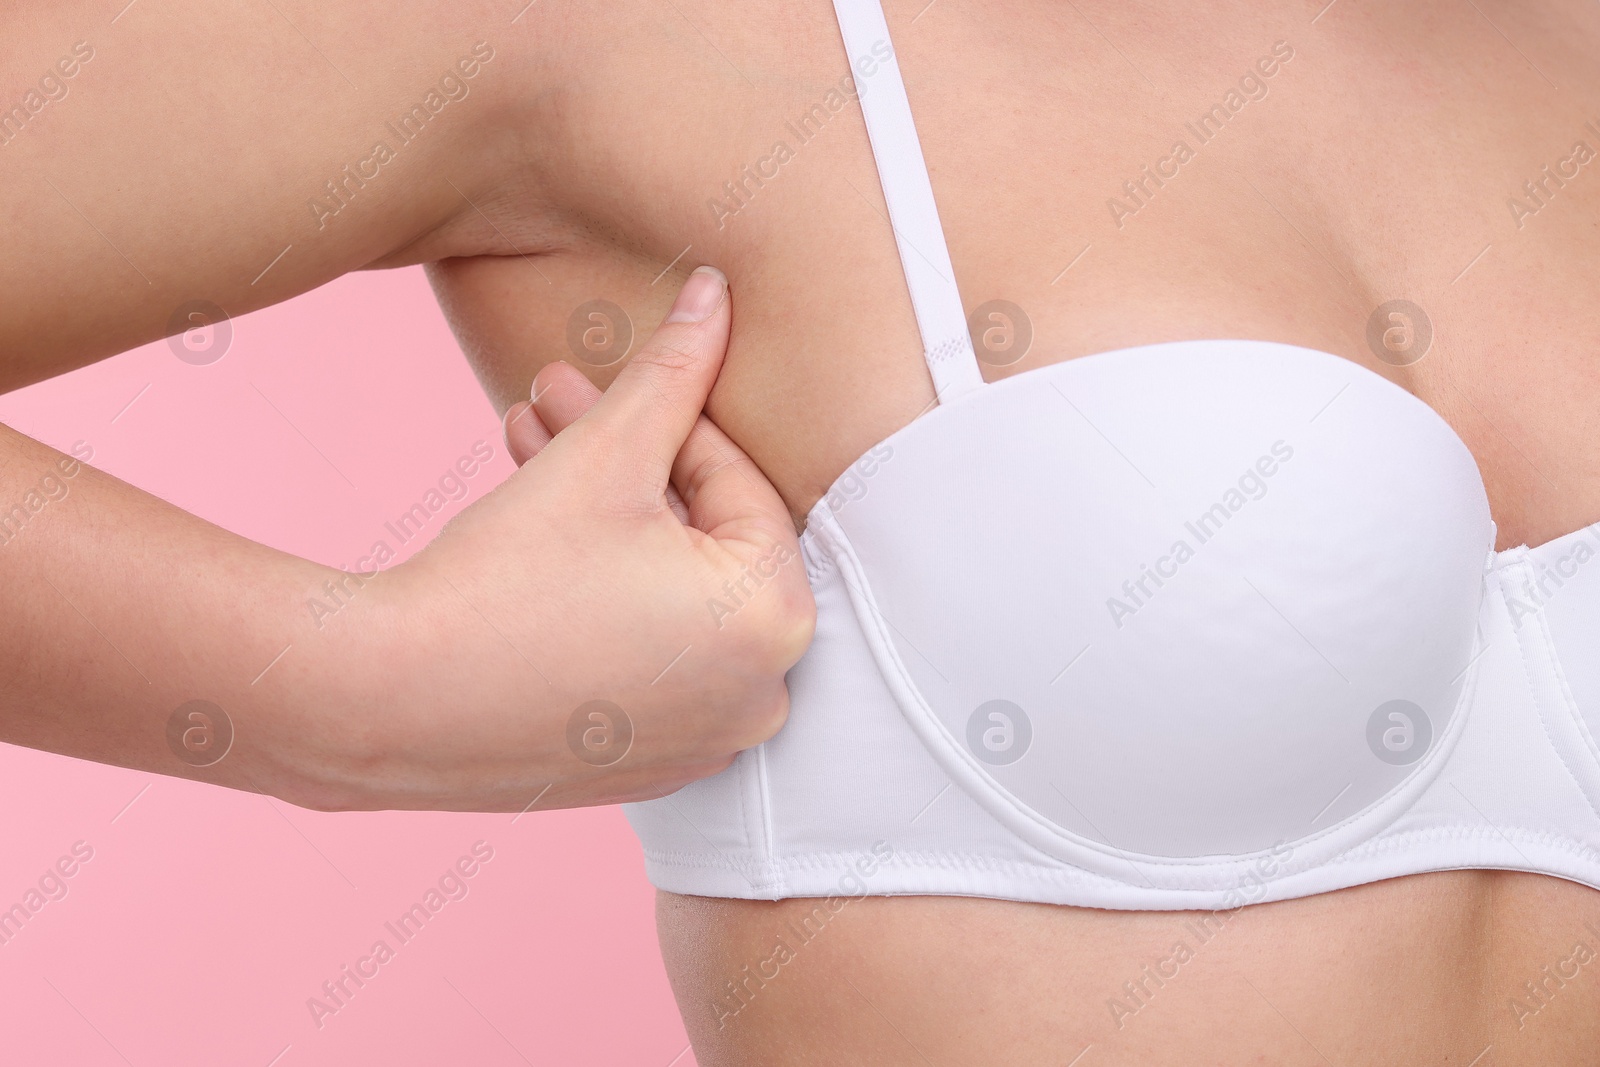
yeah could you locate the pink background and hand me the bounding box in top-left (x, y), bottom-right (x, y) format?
top-left (0, 269), bottom-right (694, 1066)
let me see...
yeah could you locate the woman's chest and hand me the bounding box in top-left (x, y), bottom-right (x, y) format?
top-left (474, 0), bottom-right (1600, 535)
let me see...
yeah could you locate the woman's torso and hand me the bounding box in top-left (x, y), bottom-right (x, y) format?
top-left (430, 0), bottom-right (1600, 1060)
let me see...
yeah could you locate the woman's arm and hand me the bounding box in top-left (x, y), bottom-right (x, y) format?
top-left (0, 267), bottom-right (812, 812)
top-left (2, 4), bottom-right (814, 811)
top-left (1, 0), bottom-right (525, 390)
top-left (0, 419), bottom-right (383, 805)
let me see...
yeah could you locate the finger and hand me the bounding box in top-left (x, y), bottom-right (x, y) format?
top-left (671, 409), bottom-right (796, 549)
top-left (502, 401), bottom-right (550, 467)
top-left (531, 361), bottom-right (686, 516)
top-left (531, 360), bottom-right (603, 437)
top-left (578, 266), bottom-right (730, 507)
top-left (665, 484), bottom-right (690, 524)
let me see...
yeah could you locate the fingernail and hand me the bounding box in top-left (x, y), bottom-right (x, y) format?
top-left (665, 266), bottom-right (727, 324)
top-left (531, 362), bottom-right (565, 403)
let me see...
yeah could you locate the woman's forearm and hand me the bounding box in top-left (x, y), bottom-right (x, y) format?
top-left (0, 269), bottom-right (811, 814)
top-left (0, 4), bottom-right (526, 805)
top-left (1, 1), bottom-right (520, 390)
top-left (0, 421), bottom-right (392, 805)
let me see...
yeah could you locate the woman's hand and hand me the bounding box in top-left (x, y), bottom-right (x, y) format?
top-left (324, 267), bottom-right (815, 812)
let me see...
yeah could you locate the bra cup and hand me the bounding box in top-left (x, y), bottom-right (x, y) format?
top-left (823, 341), bottom-right (1493, 869)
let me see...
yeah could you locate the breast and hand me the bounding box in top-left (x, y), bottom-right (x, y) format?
top-left (816, 339), bottom-right (1494, 866)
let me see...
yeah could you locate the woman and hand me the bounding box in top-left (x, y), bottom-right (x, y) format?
top-left (433, 1), bottom-right (1600, 1062)
top-left (7, 0), bottom-right (1599, 1062)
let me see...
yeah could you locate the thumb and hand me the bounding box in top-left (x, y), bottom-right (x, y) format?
top-left (578, 266), bottom-right (730, 509)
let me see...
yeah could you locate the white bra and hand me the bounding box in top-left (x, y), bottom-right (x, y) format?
top-left (623, 0), bottom-right (1600, 909)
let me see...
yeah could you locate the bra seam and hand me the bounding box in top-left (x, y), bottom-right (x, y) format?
top-left (825, 503), bottom-right (1486, 875)
top-left (1544, 622), bottom-right (1600, 772)
top-left (1530, 576), bottom-right (1600, 773)
top-left (1502, 564), bottom-right (1600, 825)
top-left (1334, 823), bottom-right (1600, 861)
top-left (754, 742), bottom-right (784, 896)
top-left (637, 824), bottom-right (1600, 889)
top-left (800, 341), bottom-right (1510, 541)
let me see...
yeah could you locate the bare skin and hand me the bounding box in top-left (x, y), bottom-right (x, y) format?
top-left (5, 0), bottom-right (1599, 1060)
top-left (0, 9), bottom-right (814, 813)
top-left (424, 0), bottom-right (1600, 1062)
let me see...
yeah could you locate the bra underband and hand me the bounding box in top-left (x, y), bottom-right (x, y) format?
top-left (622, 0), bottom-right (1600, 909)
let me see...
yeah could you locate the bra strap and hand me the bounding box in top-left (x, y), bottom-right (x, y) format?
top-left (830, 0), bottom-right (985, 402)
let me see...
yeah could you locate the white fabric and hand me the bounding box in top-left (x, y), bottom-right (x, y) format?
top-left (829, 0), bottom-right (983, 401)
top-left (621, 1), bottom-right (1600, 908)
